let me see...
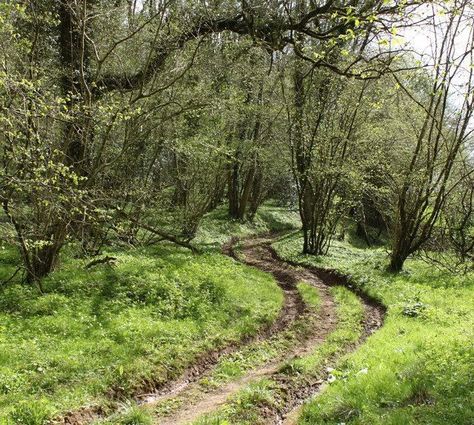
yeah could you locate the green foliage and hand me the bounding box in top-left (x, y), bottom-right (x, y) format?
top-left (0, 242), bottom-right (283, 422)
top-left (1, 0), bottom-right (473, 423)
top-left (401, 296), bottom-right (427, 318)
top-left (273, 232), bottom-right (474, 425)
top-left (8, 400), bottom-right (53, 425)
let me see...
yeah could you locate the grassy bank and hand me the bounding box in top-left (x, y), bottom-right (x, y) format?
top-left (195, 203), bottom-right (300, 249)
top-left (0, 204), bottom-right (297, 423)
top-left (273, 232), bottom-right (474, 425)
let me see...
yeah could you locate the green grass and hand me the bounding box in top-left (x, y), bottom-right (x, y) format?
top-left (273, 232), bottom-right (474, 425)
top-left (0, 203), bottom-right (299, 424)
top-left (297, 281), bottom-right (321, 311)
top-left (192, 284), bottom-right (364, 425)
top-left (195, 202), bottom-right (300, 249)
top-left (149, 275), bottom-right (322, 420)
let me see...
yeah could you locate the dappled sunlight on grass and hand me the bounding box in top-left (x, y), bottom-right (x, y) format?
top-left (0, 243), bottom-right (283, 422)
top-left (195, 203), bottom-right (300, 249)
top-left (273, 232), bottom-right (474, 425)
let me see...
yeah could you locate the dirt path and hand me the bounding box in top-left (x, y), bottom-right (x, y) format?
top-left (65, 234), bottom-right (384, 425)
top-left (135, 237), bottom-right (325, 408)
top-left (252, 241), bottom-right (385, 425)
top-left (61, 235), bottom-right (323, 425)
top-left (151, 235), bottom-right (385, 425)
top-left (151, 236), bottom-right (339, 424)
top-left (264, 241), bottom-right (385, 424)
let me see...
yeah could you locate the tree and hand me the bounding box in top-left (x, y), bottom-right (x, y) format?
top-left (287, 63), bottom-right (370, 254)
top-left (1, 0), bottom-right (421, 283)
top-left (387, 1), bottom-right (474, 271)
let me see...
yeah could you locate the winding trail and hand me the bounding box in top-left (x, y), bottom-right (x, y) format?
top-left (149, 235), bottom-right (385, 425)
top-left (134, 236), bottom-right (322, 410)
top-left (64, 234), bottom-right (384, 425)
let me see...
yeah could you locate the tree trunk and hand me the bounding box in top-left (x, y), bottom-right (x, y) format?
top-left (25, 0), bottom-right (93, 282)
top-left (388, 251), bottom-right (406, 273)
top-left (238, 164), bottom-right (256, 220)
top-left (172, 153), bottom-right (188, 207)
top-left (58, 0), bottom-right (91, 174)
top-left (207, 172), bottom-right (226, 212)
top-left (356, 221), bottom-right (371, 247)
top-left (228, 154), bottom-right (242, 220)
top-left (29, 243), bottom-right (62, 286)
top-left (247, 165), bottom-right (263, 221)
top-left (388, 236), bottom-right (410, 272)
top-left (27, 222), bottom-right (67, 288)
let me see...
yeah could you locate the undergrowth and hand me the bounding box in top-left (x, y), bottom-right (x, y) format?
top-left (0, 203), bottom-right (297, 423)
top-left (273, 232), bottom-right (474, 425)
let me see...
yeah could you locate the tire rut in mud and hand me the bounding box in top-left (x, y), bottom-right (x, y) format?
top-left (158, 236), bottom-right (386, 425)
top-left (153, 236), bottom-right (338, 425)
top-left (229, 240), bottom-right (386, 425)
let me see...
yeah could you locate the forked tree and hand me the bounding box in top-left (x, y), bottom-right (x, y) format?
top-left (388, 0), bottom-right (474, 271)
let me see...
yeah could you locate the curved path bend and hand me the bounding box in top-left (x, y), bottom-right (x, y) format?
top-left (152, 235), bottom-right (385, 425)
top-left (64, 234), bottom-right (384, 425)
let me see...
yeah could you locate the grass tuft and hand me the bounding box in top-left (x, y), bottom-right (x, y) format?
top-left (99, 404), bottom-right (153, 425)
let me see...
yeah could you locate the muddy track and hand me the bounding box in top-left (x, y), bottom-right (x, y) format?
top-left (133, 238), bottom-right (318, 410)
top-left (152, 235), bottom-right (386, 425)
top-left (230, 237), bottom-right (384, 425)
top-left (63, 234), bottom-right (322, 425)
top-left (266, 242), bottom-right (386, 425)
top-left (63, 234), bottom-right (385, 425)
top-left (152, 236), bottom-right (339, 425)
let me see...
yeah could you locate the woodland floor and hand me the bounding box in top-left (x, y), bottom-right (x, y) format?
top-left (93, 230), bottom-right (474, 425)
top-left (1, 208), bottom-right (472, 425)
top-left (91, 234), bottom-right (385, 425)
